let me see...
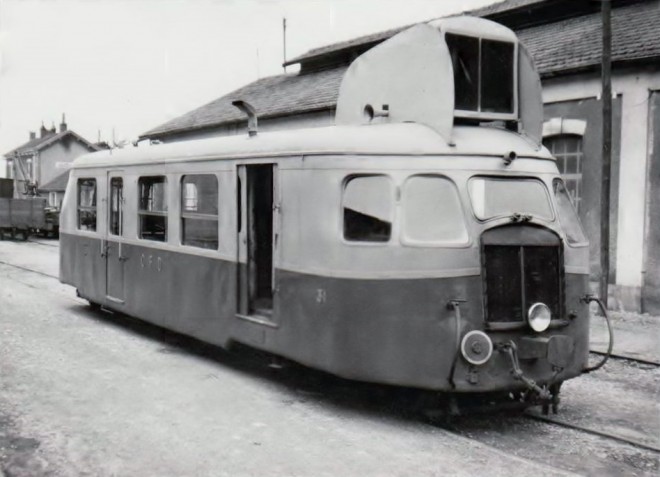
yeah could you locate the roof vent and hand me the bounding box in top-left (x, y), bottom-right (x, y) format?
top-left (232, 100), bottom-right (258, 137)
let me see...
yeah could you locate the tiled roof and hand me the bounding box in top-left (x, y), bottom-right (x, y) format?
top-left (142, 0), bottom-right (660, 139)
top-left (469, 0), bottom-right (545, 17)
top-left (283, 1), bottom-right (549, 66)
top-left (4, 130), bottom-right (98, 157)
top-left (141, 67), bottom-right (346, 138)
top-left (518, 1), bottom-right (660, 76)
top-left (283, 24), bottom-right (412, 67)
top-left (38, 169), bottom-right (70, 192)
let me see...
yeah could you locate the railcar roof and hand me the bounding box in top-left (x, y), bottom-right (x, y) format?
top-left (72, 123), bottom-right (553, 168)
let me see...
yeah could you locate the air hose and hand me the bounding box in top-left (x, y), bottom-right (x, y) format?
top-left (582, 295), bottom-right (613, 373)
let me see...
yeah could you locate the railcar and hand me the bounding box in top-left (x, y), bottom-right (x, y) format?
top-left (60, 17), bottom-right (598, 406)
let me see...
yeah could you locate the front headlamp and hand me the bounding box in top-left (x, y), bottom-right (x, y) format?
top-left (527, 302), bottom-right (551, 332)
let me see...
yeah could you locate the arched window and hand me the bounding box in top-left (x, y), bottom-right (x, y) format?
top-left (542, 117), bottom-right (586, 212)
top-left (544, 135), bottom-right (584, 211)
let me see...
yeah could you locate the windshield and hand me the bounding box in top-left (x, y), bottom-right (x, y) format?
top-left (469, 177), bottom-right (553, 221)
top-left (553, 179), bottom-right (587, 245)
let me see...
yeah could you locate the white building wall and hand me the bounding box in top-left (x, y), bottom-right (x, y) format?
top-left (542, 67), bottom-right (660, 301)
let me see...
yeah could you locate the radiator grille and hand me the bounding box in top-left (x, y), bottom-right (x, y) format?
top-left (483, 230), bottom-right (562, 323)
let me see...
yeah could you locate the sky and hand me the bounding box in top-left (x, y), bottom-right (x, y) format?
top-left (0, 0), bottom-right (500, 163)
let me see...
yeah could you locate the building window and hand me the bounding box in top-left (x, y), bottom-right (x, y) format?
top-left (181, 175), bottom-right (218, 249)
top-left (6, 160), bottom-right (13, 179)
top-left (138, 176), bottom-right (167, 242)
top-left (109, 178), bottom-right (123, 236)
top-left (544, 135), bottom-right (583, 211)
top-left (343, 175), bottom-right (393, 242)
top-left (77, 178), bottom-right (97, 231)
top-left (402, 175), bottom-right (469, 245)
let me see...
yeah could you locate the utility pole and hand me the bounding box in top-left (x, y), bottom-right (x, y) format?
top-left (600, 0), bottom-right (612, 307)
top-left (283, 17), bottom-right (287, 73)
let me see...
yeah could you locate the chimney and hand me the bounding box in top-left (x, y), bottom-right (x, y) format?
top-left (29, 131), bottom-right (36, 140)
top-left (50, 122), bottom-right (56, 135)
top-left (40, 122), bottom-right (48, 138)
top-left (59, 113), bottom-right (67, 133)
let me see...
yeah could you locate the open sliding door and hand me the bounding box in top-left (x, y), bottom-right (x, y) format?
top-left (236, 164), bottom-right (279, 323)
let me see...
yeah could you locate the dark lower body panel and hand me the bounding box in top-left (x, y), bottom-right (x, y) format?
top-left (60, 233), bottom-right (590, 392)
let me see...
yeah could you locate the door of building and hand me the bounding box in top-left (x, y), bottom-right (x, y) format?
top-left (643, 91), bottom-right (660, 313)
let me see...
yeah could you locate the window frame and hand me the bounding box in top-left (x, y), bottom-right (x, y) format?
top-left (137, 175), bottom-right (168, 242)
top-left (180, 174), bottom-right (219, 250)
top-left (552, 178), bottom-right (589, 248)
top-left (400, 174), bottom-right (472, 248)
top-left (467, 175), bottom-right (555, 223)
top-left (444, 30), bottom-right (518, 121)
top-left (341, 174), bottom-right (394, 246)
top-left (544, 134), bottom-right (584, 212)
top-left (77, 177), bottom-right (97, 232)
top-left (109, 177), bottom-right (123, 237)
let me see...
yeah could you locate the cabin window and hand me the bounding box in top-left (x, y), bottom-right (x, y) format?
top-left (553, 179), bottom-right (587, 245)
top-left (77, 178), bottom-right (97, 231)
top-left (469, 177), bottom-right (553, 221)
top-left (402, 176), bottom-right (469, 244)
top-left (481, 39), bottom-right (514, 113)
top-left (181, 174), bottom-right (218, 250)
top-left (138, 176), bottom-right (168, 242)
top-left (109, 177), bottom-right (123, 236)
top-left (446, 33), bottom-right (514, 115)
top-left (544, 135), bottom-right (583, 211)
top-left (343, 175), bottom-right (393, 242)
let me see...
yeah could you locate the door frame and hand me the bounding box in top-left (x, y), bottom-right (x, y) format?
top-left (105, 170), bottom-right (125, 304)
top-left (235, 163), bottom-right (280, 322)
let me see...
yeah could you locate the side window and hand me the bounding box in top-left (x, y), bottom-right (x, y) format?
top-left (402, 176), bottom-right (469, 245)
top-left (109, 177), bottom-right (123, 236)
top-left (77, 178), bottom-right (97, 231)
top-left (553, 179), bottom-right (587, 245)
top-left (138, 176), bottom-right (167, 242)
top-left (544, 135), bottom-right (583, 211)
top-left (181, 175), bottom-right (218, 250)
top-left (343, 175), bottom-right (393, 242)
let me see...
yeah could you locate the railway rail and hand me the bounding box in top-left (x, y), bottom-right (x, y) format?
top-left (26, 237), bottom-right (60, 248)
top-left (523, 411), bottom-right (660, 454)
top-left (591, 350), bottom-right (660, 367)
top-left (0, 257), bottom-right (58, 280)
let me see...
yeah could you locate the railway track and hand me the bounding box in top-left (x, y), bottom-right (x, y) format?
top-left (27, 237), bottom-right (59, 248)
top-left (591, 350), bottom-right (660, 367)
top-left (523, 411), bottom-right (660, 454)
top-left (0, 258), bottom-right (58, 280)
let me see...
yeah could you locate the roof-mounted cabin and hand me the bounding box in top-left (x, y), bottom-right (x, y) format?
top-left (335, 16), bottom-right (543, 147)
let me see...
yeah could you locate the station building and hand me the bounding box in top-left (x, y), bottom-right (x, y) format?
top-left (3, 116), bottom-right (99, 208)
top-left (140, 0), bottom-right (660, 314)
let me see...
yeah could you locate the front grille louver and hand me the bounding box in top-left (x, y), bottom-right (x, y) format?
top-left (482, 226), bottom-right (563, 324)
